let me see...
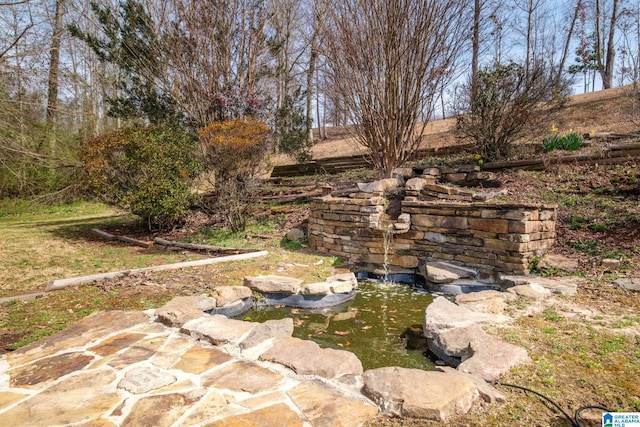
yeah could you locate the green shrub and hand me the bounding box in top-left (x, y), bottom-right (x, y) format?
top-left (542, 132), bottom-right (583, 153)
top-left (83, 125), bottom-right (202, 230)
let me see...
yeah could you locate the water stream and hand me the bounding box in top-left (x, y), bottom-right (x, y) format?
top-left (382, 229), bottom-right (393, 283)
top-left (237, 278), bottom-right (435, 371)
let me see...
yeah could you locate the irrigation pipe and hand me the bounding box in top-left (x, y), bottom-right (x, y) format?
top-left (45, 250), bottom-right (268, 291)
top-left (496, 381), bottom-right (610, 427)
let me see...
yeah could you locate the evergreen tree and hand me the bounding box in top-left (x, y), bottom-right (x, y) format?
top-left (69, 1), bottom-right (181, 125)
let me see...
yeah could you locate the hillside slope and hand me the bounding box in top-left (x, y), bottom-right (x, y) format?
top-left (272, 86), bottom-right (640, 166)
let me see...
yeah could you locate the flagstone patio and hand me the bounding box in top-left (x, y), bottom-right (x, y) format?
top-left (0, 310), bottom-right (379, 426)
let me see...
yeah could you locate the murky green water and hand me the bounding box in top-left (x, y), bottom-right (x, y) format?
top-left (238, 280), bottom-right (435, 371)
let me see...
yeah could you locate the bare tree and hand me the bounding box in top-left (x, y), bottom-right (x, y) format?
top-left (323, 0), bottom-right (468, 176)
top-left (46, 0), bottom-right (65, 156)
top-left (0, 0), bottom-right (33, 60)
top-left (555, 0), bottom-right (583, 88)
top-left (595, 0), bottom-right (620, 89)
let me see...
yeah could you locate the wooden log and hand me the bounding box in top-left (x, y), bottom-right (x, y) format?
top-left (45, 250), bottom-right (268, 291)
top-left (91, 228), bottom-right (115, 241)
top-left (153, 237), bottom-right (253, 254)
top-left (91, 228), bottom-right (150, 248)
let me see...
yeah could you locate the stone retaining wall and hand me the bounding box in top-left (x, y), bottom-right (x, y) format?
top-left (309, 181), bottom-right (556, 279)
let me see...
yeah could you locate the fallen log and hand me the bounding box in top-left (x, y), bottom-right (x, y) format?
top-left (45, 250), bottom-right (268, 291)
top-left (153, 237), bottom-right (254, 254)
top-left (91, 228), bottom-right (150, 248)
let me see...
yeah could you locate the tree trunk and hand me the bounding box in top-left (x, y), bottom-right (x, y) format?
top-left (595, 0), bottom-right (619, 89)
top-left (306, 43), bottom-right (317, 143)
top-left (603, 0), bottom-right (619, 89)
top-left (46, 0), bottom-right (65, 157)
top-left (556, 0), bottom-right (582, 88)
top-left (471, 0), bottom-right (480, 105)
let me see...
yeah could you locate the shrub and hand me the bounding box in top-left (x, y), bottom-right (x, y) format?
top-left (83, 125), bottom-right (202, 230)
top-left (456, 61), bottom-right (565, 162)
top-left (198, 119), bottom-right (270, 231)
top-left (542, 132), bottom-right (583, 153)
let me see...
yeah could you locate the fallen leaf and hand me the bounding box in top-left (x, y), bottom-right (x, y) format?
top-left (334, 331), bottom-right (350, 336)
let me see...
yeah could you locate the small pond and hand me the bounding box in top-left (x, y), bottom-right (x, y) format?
top-left (236, 278), bottom-right (436, 371)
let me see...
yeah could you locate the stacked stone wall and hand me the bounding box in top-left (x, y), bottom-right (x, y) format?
top-left (309, 196), bottom-right (556, 279)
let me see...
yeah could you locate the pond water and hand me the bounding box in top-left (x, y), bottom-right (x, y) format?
top-left (237, 279), bottom-right (436, 371)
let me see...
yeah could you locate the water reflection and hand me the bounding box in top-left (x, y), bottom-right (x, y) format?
top-left (237, 279), bottom-right (435, 371)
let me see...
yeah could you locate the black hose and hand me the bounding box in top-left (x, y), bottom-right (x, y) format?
top-left (496, 381), bottom-right (610, 427)
top-left (574, 405), bottom-right (611, 426)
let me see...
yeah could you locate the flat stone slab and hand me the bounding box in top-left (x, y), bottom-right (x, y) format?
top-left (155, 296), bottom-right (212, 328)
top-left (458, 335), bottom-right (531, 382)
top-left (201, 360), bottom-right (284, 394)
top-left (500, 275), bottom-right (583, 296)
top-left (6, 311), bottom-right (150, 367)
top-left (121, 390), bottom-right (204, 427)
top-left (260, 336), bottom-right (363, 379)
top-left (9, 352), bottom-right (94, 388)
top-left (538, 253), bottom-right (579, 272)
top-left (326, 272), bottom-right (358, 287)
top-left (180, 315), bottom-right (257, 346)
top-left (171, 346), bottom-right (233, 374)
top-left (117, 367), bottom-right (176, 394)
top-left (288, 380), bottom-right (378, 426)
top-left (614, 278), bottom-right (640, 291)
top-left (0, 370), bottom-right (120, 427)
top-left (425, 262), bottom-right (477, 284)
top-left (506, 283), bottom-right (551, 299)
top-left (239, 318), bottom-right (294, 351)
top-left (299, 281), bottom-right (333, 295)
top-left (205, 403), bottom-right (303, 427)
top-left (455, 290), bottom-right (515, 314)
top-left (362, 367), bottom-right (478, 421)
top-left (243, 275), bottom-right (303, 294)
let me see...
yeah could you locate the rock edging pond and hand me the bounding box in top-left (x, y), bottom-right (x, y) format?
top-left (154, 272), bottom-right (583, 421)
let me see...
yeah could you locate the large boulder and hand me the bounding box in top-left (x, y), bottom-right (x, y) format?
top-left (243, 275), bottom-right (303, 294)
top-left (429, 324), bottom-right (531, 382)
top-left (326, 272), bottom-right (358, 288)
top-left (362, 367), bottom-right (478, 421)
top-left (423, 296), bottom-right (506, 339)
top-left (458, 335), bottom-right (531, 382)
top-left (435, 367), bottom-right (506, 403)
top-left (211, 286), bottom-right (252, 307)
top-left (428, 324), bottom-right (488, 366)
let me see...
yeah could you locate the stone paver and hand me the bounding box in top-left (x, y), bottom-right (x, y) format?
top-left (287, 380), bottom-right (379, 427)
top-left (0, 308), bottom-right (380, 426)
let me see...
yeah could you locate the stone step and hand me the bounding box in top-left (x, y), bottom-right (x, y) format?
top-left (423, 262), bottom-right (478, 284)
